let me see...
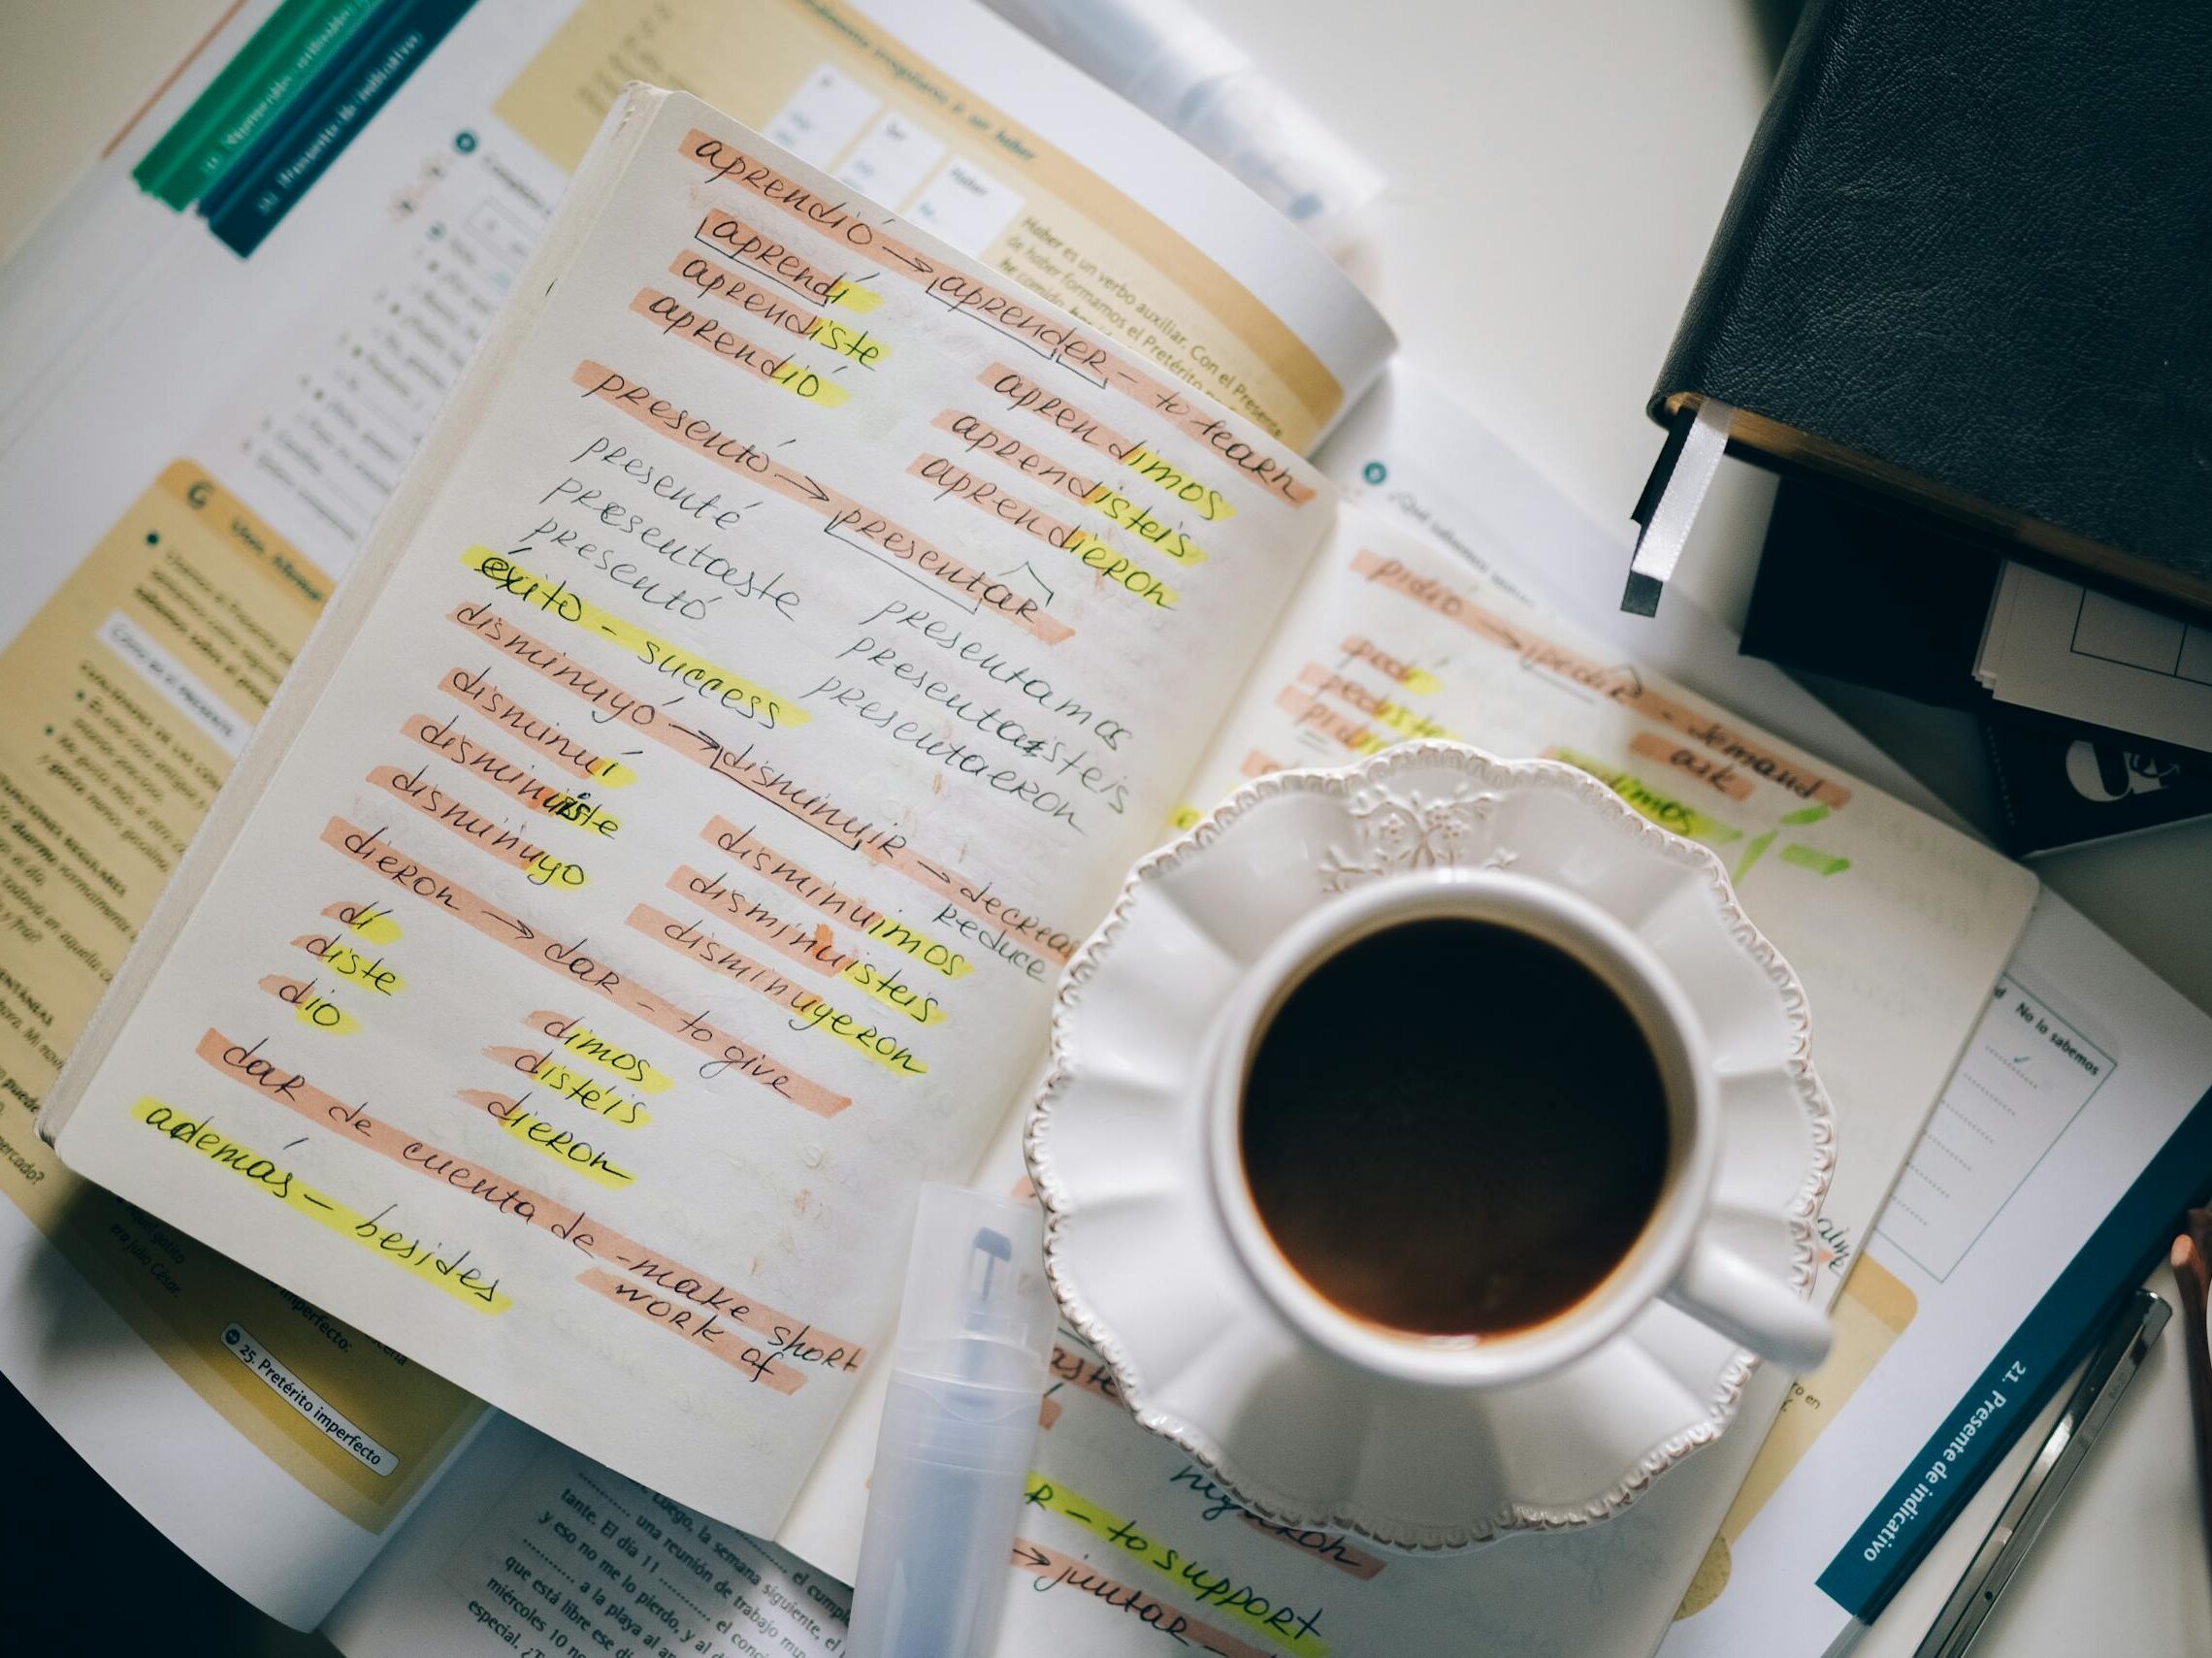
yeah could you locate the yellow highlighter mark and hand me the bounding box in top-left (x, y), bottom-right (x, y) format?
top-left (1118, 443), bottom-right (1235, 522)
top-left (526, 852), bottom-right (589, 890)
top-left (1081, 484), bottom-right (1209, 566)
top-left (1061, 533), bottom-right (1178, 609)
top-left (793, 995), bottom-right (927, 1076)
top-left (130, 1098), bottom-right (508, 1312)
top-left (462, 547), bottom-right (809, 729)
top-left (767, 357), bottom-right (850, 406)
top-left (296, 995), bottom-right (360, 1034)
top-left (1024, 1473), bottom-right (1327, 1657)
top-left (263, 973), bottom-right (362, 1034)
top-left (1167, 802), bottom-right (1202, 832)
top-left (1552, 748), bottom-right (1742, 845)
top-left (1374, 700), bottom-right (1456, 741)
top-left (825, 278), bottom-right (882, 314)
top-left (1344, 635), bottom-right (1441, 696)
top-left (555, 1022), bottom-right (673, 1093)
top-left (839, 959), bottom-right (945, 1026)
top-left (530, 1058), bottom-right (652, 1128)
top-left (589, 759), bottom-right (637, 789)
top-left (860, 913), bottom-right (971, 980)
top-left (330, 902), bottom-right (402, 944)
top-left (805, 316), bottom-right (888, 367)
top-left (539, 789), bottom-right (621, 835)
top-left (490, 1102), bottom-right (635, 1188)
top-left (298, 936), bottom-right (403, 995)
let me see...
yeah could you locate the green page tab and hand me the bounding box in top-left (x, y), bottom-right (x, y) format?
top-left (132, 0), bottom-right (384, 211)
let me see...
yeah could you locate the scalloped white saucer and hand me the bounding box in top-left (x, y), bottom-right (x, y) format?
top-left (1025, 743), bottom-right (1836, 1551)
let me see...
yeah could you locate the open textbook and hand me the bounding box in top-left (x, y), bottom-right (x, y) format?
top-left (0, 0), bottom-right (1390, 1626)
top-left (24, 75), bottom-right (2043, 1649)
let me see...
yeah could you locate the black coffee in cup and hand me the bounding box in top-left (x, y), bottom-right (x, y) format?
top-left (1239, 916), bottom-right (1671, 1338)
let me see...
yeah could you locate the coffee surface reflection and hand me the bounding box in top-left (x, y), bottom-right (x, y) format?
top-left (1240, 917), bottom-right (1671, 1338)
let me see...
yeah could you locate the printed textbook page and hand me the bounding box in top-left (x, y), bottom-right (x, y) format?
top-left (322, 1413), bottom-right (855, 1658)
top-left (1664, 891), bottom-right (2212, 1656)
top-left (0, 4), bottom-right (534, 1621)
top-left (44, 86), bottom-right (1335, 1540)
top-left (0, 0), bottom-right (1383, 659)
top-left (498, 0), bottom-right (1393, 451)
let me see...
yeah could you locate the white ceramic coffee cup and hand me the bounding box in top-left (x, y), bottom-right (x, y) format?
top-left (1203, 866), bottom-right (1833, 1389)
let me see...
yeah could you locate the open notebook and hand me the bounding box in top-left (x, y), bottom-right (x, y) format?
top-left (37, 85), bottom-right (2035, 1645)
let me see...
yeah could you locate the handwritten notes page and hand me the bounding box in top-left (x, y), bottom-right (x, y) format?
top-left (46, 88), bottom-right (1331, 1536)
top-left (1181, 510), bottom-right (2038, 1292)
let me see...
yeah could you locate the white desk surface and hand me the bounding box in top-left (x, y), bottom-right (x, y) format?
top-left (2, 1), bottom-right (2206, 1653)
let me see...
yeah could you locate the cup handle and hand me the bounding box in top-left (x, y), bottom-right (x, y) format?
top-left (1663, 1237), bottom-right (1832, 1373)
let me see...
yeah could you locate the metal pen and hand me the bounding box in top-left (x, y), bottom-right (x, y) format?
top-left (1911, 1288), bottom-right (2172, 1658)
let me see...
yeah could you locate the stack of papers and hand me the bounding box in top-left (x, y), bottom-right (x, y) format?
top-left (1975, 561), bottom-right (2212, 753)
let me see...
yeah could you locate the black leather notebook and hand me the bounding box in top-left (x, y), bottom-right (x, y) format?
top-left (1652, 0), bottom-right (2212, 618)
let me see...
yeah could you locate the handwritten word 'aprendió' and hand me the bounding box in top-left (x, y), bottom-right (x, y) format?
top-left (130, 1096), bottom-right (510, 1312)
top-left (632, 288), bottom-right (851, 407)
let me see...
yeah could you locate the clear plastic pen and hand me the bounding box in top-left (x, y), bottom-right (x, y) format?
top-left (846, 1184), bottom-right (1055, 1658)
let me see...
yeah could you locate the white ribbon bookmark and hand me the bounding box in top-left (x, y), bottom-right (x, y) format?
top-left (1623, 397), bottom-right (1734, 616)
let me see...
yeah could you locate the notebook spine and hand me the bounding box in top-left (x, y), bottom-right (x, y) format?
top-left (1647, 0), bottom-right (1853, 423)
